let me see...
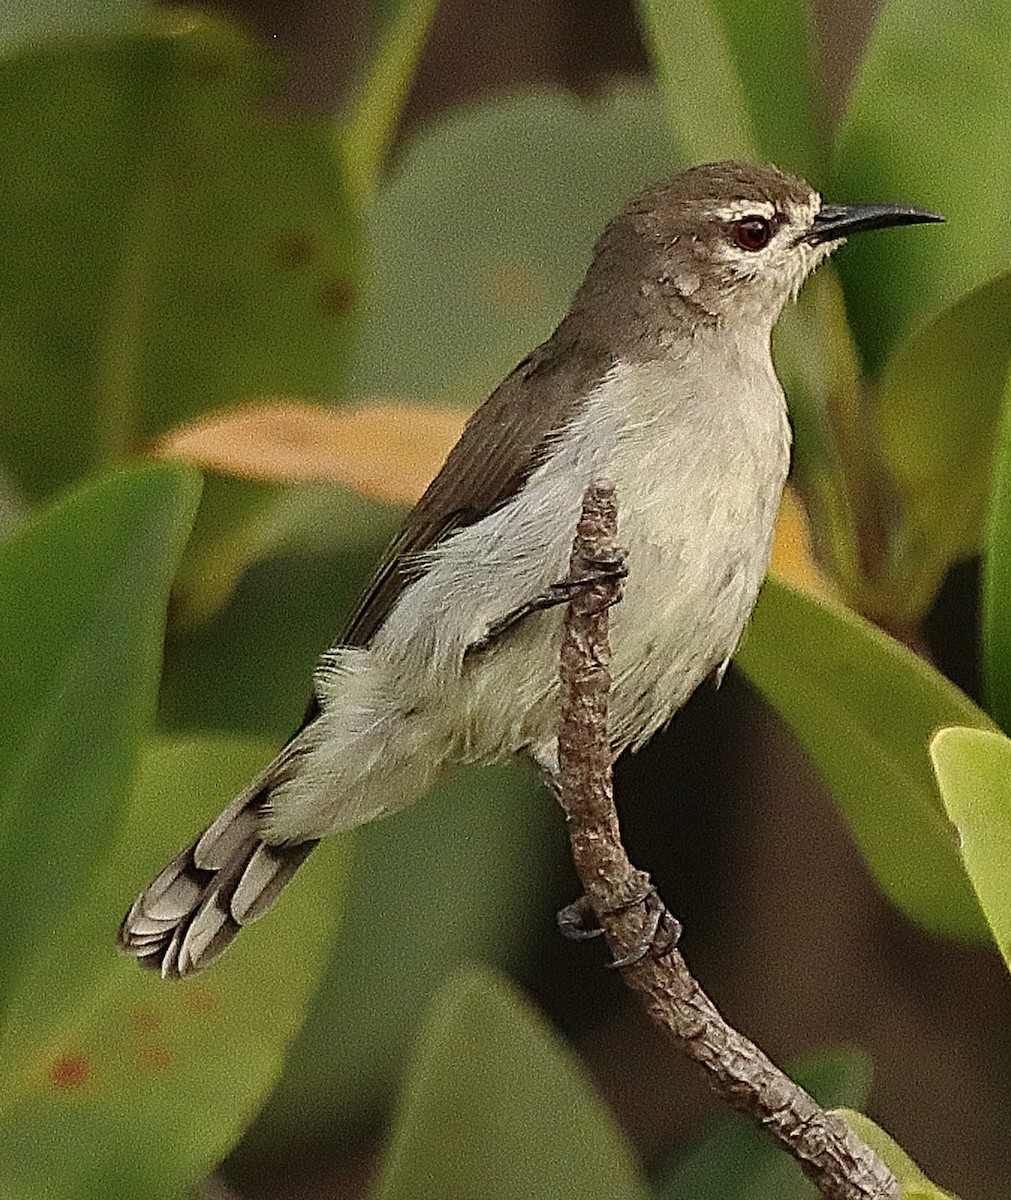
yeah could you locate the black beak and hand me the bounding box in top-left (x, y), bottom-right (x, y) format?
top-left (805, 202), bottom-right (944, 245)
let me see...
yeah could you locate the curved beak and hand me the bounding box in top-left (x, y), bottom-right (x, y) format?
top-left (805, 202), bottom-right (944, 245)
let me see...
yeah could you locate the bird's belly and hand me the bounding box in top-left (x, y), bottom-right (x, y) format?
top-left (606, 516), bottom-right (766, 751)
top-left (446, 455), bottom-right (783, 766)
top-left (600, 399), bottom-right (788, 751)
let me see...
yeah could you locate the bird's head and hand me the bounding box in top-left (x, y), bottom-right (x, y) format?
top-left (583, 161), bottom-right (942, 338)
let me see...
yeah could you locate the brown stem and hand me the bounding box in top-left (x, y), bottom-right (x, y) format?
top-left (556, 480), bottom-right (899, 1200)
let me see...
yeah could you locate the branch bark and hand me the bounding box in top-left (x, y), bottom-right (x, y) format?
top-left (556, 479), bottom-right (899, 1200)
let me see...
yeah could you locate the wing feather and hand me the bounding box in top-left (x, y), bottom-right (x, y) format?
top-left (343, 331), bottom-right (613, 647)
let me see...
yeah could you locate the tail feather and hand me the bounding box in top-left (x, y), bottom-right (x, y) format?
top-left (118, 777), bottom-right (318, 979)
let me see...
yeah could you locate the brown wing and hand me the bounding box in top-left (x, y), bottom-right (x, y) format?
top-left (341, 330), bottom-right (614, 648)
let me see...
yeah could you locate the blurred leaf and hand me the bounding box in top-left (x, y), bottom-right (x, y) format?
top-left (0, 0), bottom-right (141, 50)
top-left (0, 12), bottom-right (359, 499)
top-left (736, 576), bottom-right (992, 942)
top-left (157, 399), bottom-right (465, 504)
top-left (350, 85), bottom-right (680, 404)
top-left (0, 734), bottom-right (345, 1200)
top-left (774, 269), bottom-right (869, 602)
top-left (240, 763), bottom-right (560, 1152)
top-left (836, 1110), bottom-right (961, 1199)
top-left (0, 12), bottom-right (361, 625)
top-left (769, 484), bottom-right (834, 597)
top-left (370, 964), bottom-right (649, 1200)
top-left (636, 0), bottom-right (824, 177)
top-left (0, 463), bottom-right (200, 1021)
top-left (159, 484), bottom-right (402, 737)
top-left (930, 726), bottom-right (1011, 971)
top-left (635, 0), bottom-right (754, 163)
top-left (342, 0), bottom-right (439, 205)
top-left (982, 361), bottom-right (1011, 732)
top-left (832, 0), bottom-right (1011, 374)
top-left (878, 270), bottom-right (1011, 624)
top-left (656, 1046), bottom-right (873, 1199)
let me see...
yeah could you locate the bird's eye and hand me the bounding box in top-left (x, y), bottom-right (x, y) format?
top-left (732, 216), bottom-right (773, 252)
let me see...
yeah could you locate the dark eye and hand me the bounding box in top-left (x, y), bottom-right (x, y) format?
top-left (732, 216), bottom-right (773, 251)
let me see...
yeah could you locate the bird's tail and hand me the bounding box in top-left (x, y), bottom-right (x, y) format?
top-left (117, 760), bottom-right (318, 979)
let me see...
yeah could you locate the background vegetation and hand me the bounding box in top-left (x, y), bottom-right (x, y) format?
top-left (1, 0), bottom-right (1011, 1196)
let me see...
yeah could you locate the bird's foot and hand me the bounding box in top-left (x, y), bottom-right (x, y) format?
top-left (474, 551), bottom-right (628, 650)
top-left (556, 883), bottom-right (681, 968)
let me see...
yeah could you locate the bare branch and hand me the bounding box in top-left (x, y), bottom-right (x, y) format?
top-left (556, 480), bottom-right (899, 1200)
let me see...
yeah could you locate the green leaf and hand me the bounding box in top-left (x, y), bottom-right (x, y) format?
top-left (736, 576), bottom-right (991, 942)
top-left (0, 734), bottom-right (345, 1200)
top-left (773, 269), bottom-right (869, 603)
top-left (242, 764), bottom-right (560, 1151)
top-left (878, 271), bottom-right (1011, 624)
top-left (351, 85), bottom-right (680, 405)
top-left (982, 362), bottom-right (1011, 732)
top-left (635, 0), bottom-right (824, 177)
top-left (342, 0), bottom-right (439, 206)
top-left (370, 964), bottom-right (649, 1200)
top-left (0, 0), bottom-right (141, 50)
top-left (832, 0), bottom-right (1011, 374)
top-left (657, 1046), bottom-right (873, 1199)
top-left (635, 0), bottom-right (754, 163)
top-left (160, 484), bottom-right (402, 738)
top-left (0, 463), bottom-right (200, 1021)
top-left (0, 13), bottom-right (360, 500)
top-left (930, 726), bottom-right (1011, 971)
top-left (836, 1110), bottom-right (962, 1199)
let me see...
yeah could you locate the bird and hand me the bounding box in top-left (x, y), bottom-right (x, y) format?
top-left (119, 160), bottom-right (942, 978)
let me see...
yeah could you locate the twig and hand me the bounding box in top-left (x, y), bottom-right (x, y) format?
top-left (556, 480), bottom-right (899, 1200)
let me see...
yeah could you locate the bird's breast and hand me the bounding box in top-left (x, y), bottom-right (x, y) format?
top-left (590, 349), bottom-right (791, 749)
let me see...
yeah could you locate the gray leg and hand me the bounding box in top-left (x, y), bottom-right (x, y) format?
top-left (469, 550), bottom-right (628, 653)
top-left (558, 881), bottom-right (682, 968)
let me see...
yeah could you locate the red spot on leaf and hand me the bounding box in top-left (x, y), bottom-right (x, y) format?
top-left (270, 231), bottom-right (315, 269)
top-left (183, 984), bottom-right (219, 1015)
top-left (317, 279), bottom-right (358, 318)
top-left (135, 1043), bottom-right (172, 1073)
top-left (129, 1006), bottom-right (161, 1032)
top-left (49, 1055), bottom-right (89, 1089)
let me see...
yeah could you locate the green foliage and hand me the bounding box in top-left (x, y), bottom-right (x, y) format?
top-left (342, 0), bottom-right (440, 205)
top-left (878, 271), bottom-right (1011, 622)
top-left (637, 0), bottom-right (824, 179)
top-left (247, 764), bottom-right (555, 1146)
top-left (0, 0), bottom-right (1006, 1196)
top-left (737, 577), bottom-right (993, 943)
top-left (832, 0), bottom-right (1011, 374)
top-left (350, 85), bottom-right (680, 404)
top-left (369, 964), bottom-right (650, 1200)
top-left (0, 6), bottom-right (417, 1194)
top-left (0, 0), bottom-right (141, 49)
top-left (0, 13), bottom-right (360, 492)
top-left (0, 465), bottom-right (200, 1019)
top-left (0, 10), bottom-right (362, 617)
top-left (0, 733), bottom-right (344, 1200)
top-left (836, 1111), bottom-right (962, 1200)
top-left (930, 727), bottom-right (1011, 973)
top-left (983, 363), bottom-right (1011, 732)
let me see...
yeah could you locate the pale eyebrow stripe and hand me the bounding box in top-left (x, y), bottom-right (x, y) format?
top-left (712, 199), bottom-right (776, 221)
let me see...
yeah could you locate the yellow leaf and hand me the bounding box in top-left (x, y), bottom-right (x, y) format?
top-left (153, 401), bottom-right (466, 505)
top-left (770, 485), bottom-right (834, 596)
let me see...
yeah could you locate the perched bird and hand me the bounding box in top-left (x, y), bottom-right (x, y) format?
top-left (120, 161), bottom-right (941, 978)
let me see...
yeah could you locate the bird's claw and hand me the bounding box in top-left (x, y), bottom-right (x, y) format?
top-left (556, 883), bottom-right (682, 968)
top-left (472, 550), bottom-right (629, 652)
